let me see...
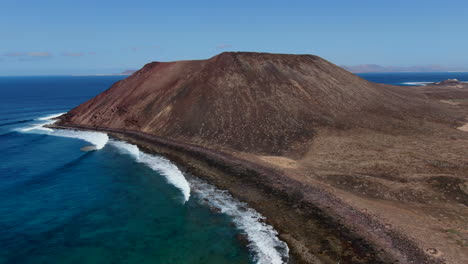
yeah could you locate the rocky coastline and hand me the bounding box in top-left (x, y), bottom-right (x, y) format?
top-left (50, 123), bottom-right (444, 264)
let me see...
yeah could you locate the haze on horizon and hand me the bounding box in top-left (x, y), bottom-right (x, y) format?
top-left (1, 0), bottom-right (467, 76)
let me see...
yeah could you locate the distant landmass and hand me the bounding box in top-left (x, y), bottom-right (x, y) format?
top-left (117, 69), bottom-right (137, 75)
top-left (72, 69), bottom-right (137, 77)
top-left (342, 64), bottom-right (468, 73)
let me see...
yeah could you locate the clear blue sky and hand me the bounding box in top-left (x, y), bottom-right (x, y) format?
top-left (1, 0), bottom-right (467, 75)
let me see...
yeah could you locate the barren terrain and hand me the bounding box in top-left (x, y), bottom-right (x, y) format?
top-left (56, 53), bottom-right (468, 263)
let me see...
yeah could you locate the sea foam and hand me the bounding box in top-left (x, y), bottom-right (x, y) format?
top-left (19, 112), bottom-right (109, 149)
top-left (20, 124), bottom-right (54, 132)
top-left (50, 130), bottom-right (109, 149)
top-left (20, 113), bottom-right (288, 262)
top-left (111, 139), bottom-right (289, 263)
top-left (401, 81), bottom-right (468, 86)
top-left (19, 113), bottom-right (57, 132)
top-left (109, 140), bottom-right (191, 202)
top-left (36, 112), bottom-right (66, 121)
top-left (191, 178), bottom-right (290, 264)
top-left (401, 81), bottom-right (433, 86)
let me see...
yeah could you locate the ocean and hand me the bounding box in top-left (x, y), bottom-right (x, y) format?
top-left (1, 72), bottom-right (467, 264)
top-left (357, 72), bottom-right (468, 86)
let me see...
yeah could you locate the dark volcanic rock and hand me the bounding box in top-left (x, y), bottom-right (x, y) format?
top-left (80, 145), bottom-right (97, 152)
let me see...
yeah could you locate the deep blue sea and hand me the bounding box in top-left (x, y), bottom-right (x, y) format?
top-left (1, 72), bottom-right (467, 264)
top-left (357, 72), bottom-right (468, 86)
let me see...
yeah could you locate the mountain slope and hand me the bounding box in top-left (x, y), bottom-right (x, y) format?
top-left (59, 52), bottom-right (458, 155)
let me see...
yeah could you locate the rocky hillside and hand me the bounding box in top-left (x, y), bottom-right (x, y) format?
top-left (59, 52), bottom-right (459, 155)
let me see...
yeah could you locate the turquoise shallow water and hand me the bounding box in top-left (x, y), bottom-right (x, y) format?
top-left (1, 132), bottom-right (254, 264)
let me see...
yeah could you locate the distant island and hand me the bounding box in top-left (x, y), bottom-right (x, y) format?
top-left (55, 52), bottom-right (468, 264)
top-left (72, 69), bottom-right (137, 77)
top-left (117, 69), bottom-right (137, 75)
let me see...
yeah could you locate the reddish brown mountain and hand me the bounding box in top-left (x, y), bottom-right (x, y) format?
top-left (57, 52), bottom-right (468, 264)
top-left (59, 52), bottom-right (458, 155)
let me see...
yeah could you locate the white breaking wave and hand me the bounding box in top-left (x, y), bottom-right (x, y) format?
top-left (20, 123), bottom-right (54, 132)
top-left (402, 81), bottom-right (468, 86)
top-left (109, 140), bottom-right (191, 202)
top-left (191, 178), bottom-right (289, 264)
top-left (19, 113), bottom-right (288, 262)
top-left (19, 117), bottom-right (56, 132)
top-left (110, 140), bottom-right (140, 158)
top-left (19, 112), bottom-right (109, 150)
top-left (36, 112), bottom-right (66, 121)
top-left (21, 126), bottom-right (109, 150)
top-left (20, 112), bottom-right (64, 132)
top-left (111, 139), bottom-right (289, 263)
top-left (49, 129), bottom-right (109, 149)
top-left (401, 81), bottom-right (433, 86)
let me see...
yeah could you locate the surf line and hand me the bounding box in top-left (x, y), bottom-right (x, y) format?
top-left (20, 112), bottom-right (290, 262)
top-left (109, 139), bottom-right (289, 263)
top-left (19, 114), bottom-right (109, 149)
top-left (19, 112), bottom-right (191, 202)
top-left (109, 140), bottom-right (191, 202)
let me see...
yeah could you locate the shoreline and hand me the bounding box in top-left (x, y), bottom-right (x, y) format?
top-left (50, 123), bottom-right (442, 264)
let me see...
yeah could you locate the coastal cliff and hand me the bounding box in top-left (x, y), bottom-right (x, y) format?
top-left (57, 52), bottom-right (468, 264)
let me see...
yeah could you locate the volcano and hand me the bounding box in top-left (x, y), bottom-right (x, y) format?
top-left (59, 52), bottom-right (455, 156)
